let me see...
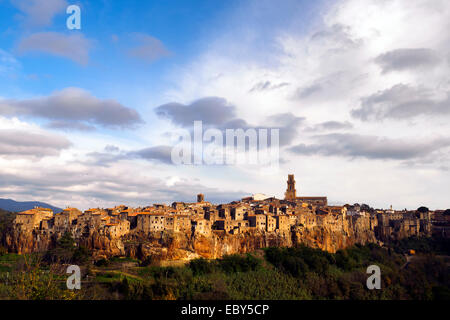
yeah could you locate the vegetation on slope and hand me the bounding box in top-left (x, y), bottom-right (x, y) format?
top-left (0, 233), bottom-right (449, 300)
top-left (0, 209), bottom-right (14, 255)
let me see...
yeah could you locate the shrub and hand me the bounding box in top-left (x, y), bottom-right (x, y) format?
top-left (217, 254), bottom-right (261, 274)
top-left (189, 258), bottom-right (215, 275)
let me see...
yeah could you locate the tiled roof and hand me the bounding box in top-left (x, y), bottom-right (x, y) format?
top-left (18, 210), bottom-right (36, 215)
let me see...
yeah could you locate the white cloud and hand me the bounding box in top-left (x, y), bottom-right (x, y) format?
top-left (127, 33), bottom-right (171, 63)
top-left (3, 0), bottom-right (450, 210)
top-left (0, 87), bottom-right (144, 129)
top-left (153, 0), bottom-right (450, 209)
top-left (0, 49), bottom-right (21, 75)
top-left (0, 116), bottom-right (71, 158)
top-left (16, 32), bottom-right (92, 65)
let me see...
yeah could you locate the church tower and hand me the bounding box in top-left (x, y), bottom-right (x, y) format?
top-left (285, 174), bottom-right (297, 201)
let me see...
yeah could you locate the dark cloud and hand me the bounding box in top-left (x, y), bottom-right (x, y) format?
top-left (16, 32), bottom-right (91, 65)
top-left (352, 84), bottom-right (450, 121)
top-left (0, 166), bottom-right (247, 207)
top-left (156, 97), bottom-right (304, 147)
top-left (310, 23), bottom-right (361, 50)
top-left (294, 72), bottom-right (346, 100)
top-left (83, 145), bottom-right (125, 167)
top-left (130, 145), bottom-right (173, 164)
top-left (46, 120), bottom-right (96, 132)
top-left (127, 33), bottom-right (171, 63)
top-left (85, 110), bottom-right (302, 166)
top-left (83, 152), bottom-right (125, 167)
top-left (249, 81), bottom-right (289, 92)
top-left (11, 0), bottom-right (67, 27)
top-left (308, 121), bottom-right (353, 131)
top-left (85, 145), bottom-right (174, 166)
top-left (295, 83), bottom-right (323, 99)
top-left (156, 97), bottom-right (236, 127)
top-left (288, 133), bottom-right (450, 160)
top-left (104, 145), bottom-right (120, 153)
top-left (266, 113), bottom-right (305, 146)
top-left (0, 129), bottom-right (71, 158)
top-left (0, 87), bottom-right (144, 129)
top-left (374, 48), bottom-right (440, 73)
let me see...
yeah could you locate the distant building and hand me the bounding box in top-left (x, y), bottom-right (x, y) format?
top-left (284, 174), bottom-right (328, 206)
top-left (252, 193), bottom-right (269, 201)
top-left (285, 174), bottom-right (297, 201)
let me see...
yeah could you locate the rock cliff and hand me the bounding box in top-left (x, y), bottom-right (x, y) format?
top-left (3, 214), bottom-right (425, 262)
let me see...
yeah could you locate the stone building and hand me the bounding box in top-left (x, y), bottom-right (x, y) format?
top-left (266, 215), bottom-right (277, 232)
top-left (218, 207), bottom-right (231, 219)
top-left (284, 174), bottom-right (327, 206)
top-left (103, 219), bottom-right (130, 238)
top-left (204, 209), bottom-right (219, 222)
top-left (248, 214), bottom-right (266, 231)
top-left (174, 215), bottom-right (192, 233)
top-left (54, 208), bottom-right (82, 231)
top-left (14, 207), bottom-right (54, 231)
top-left (192, 218), bottom-right (211, 236)
top-left (214, 219), bottom-right (233, 232)
top-left (231, 205), bottom-right (246, 220)
top-left (275, 215), bottom-right (290, 232)
top-left (136, 213), bottom-right (166, 233)
top-left (285, 174), bottom-right (297, 201)
top-left (375, 211), bottom-right (431, 241)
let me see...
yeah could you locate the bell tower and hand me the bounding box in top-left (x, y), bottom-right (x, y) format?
top-left (285, 174), bottom-right (297, 201)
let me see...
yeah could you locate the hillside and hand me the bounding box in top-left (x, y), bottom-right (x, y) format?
top-left (0, 199), bottom-right (62, 214)
top-left (0, 208), bottom-right (14, 247)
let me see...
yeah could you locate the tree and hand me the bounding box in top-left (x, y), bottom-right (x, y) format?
top-left (44, 232), bottom-right (91, 265)
top-left (417, 207), bottom-right (429, 213)
top-left (58, 232), bottom-right (76, 249)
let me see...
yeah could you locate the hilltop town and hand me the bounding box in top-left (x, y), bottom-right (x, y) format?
top-left (4, 175), bottom-right (438, 261)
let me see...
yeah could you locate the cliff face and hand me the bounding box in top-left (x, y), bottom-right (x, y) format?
top-left (118, 217), bottom-right (376, 262)
top-left (3, 214), bottom-right (423, 261)
top-left (100, 217), bottom-right (377, 261)
top-left (117, 230), bottom-right (293, 262)
top-left (4, 228), bottom-right (126, 258)
top-left (291, 216), bottom-right (377, 253)
top-left (5, 228), bottom-right (54, 254)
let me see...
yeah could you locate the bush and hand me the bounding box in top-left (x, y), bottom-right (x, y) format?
top-left (189, 258), bottom-right (215, 275)
top-left (265, 246), bottom-right (333, 277)
top-left (217, 254), bottom-right (261, 274)
top-left (432, 286), bottom-right (450, 300)
top-left (43, 232), bottom-right (91, 265)
top-left (94, 259), bottom-right (110, 267)
top-left (0, 246), bottom-right (8, 256)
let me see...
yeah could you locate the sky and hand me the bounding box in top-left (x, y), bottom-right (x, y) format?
top-left (0, 0), bottom-right (449, 210)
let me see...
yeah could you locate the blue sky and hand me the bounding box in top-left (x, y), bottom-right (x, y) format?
top-left (0, 0), bottom-right (322, 97)
top-left (0, 0), bottom-right (323, 132)
top-left (0, 1), bottom-right (238, 94)
top-left (0, 0), bottom-right (449, 210)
